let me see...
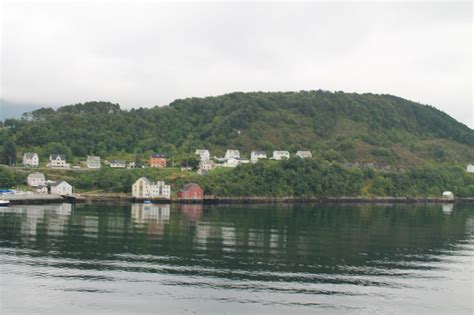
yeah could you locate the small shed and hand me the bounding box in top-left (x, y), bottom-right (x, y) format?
top-left (442, 191), bottom-right (454, 200)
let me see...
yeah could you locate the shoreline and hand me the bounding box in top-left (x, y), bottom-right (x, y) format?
top-left (3, 194), bottom-right (474, 205)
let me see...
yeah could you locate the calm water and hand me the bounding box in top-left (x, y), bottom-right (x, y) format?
top-left (0, 202), bottom-right (472, 314)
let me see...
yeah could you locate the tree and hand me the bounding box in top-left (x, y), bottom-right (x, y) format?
top-left (1, 140), bottom-right (16, 166)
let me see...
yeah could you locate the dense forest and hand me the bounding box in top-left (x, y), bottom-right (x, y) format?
top-left (1, 90), bottom-right (473, 168)
top-left (1, 90), bottom-right (473, 197)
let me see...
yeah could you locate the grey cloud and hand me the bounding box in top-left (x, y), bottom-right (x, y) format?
top-left (1, 1), bottom-right (472, 127)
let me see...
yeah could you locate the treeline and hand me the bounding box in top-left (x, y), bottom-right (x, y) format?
top-left (2, 91), bottom-right (473, 168)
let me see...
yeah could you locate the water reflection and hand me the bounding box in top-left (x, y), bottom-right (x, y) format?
top-left (0, 202), bottom-right (473, 314)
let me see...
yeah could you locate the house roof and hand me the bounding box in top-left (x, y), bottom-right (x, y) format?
top-left (27, 172), bottom-right (45, 179)
top-left (50, 180), bottom-right (70, 187)
top-left (50, 154), bottom-right (66, 160)
top-left (136, 177), bottom-right (151, 184)
top-left (252, 150), bottom-right (266, 155)
top-left (179, 183), bottom-right (202, 192)
top-left (151, 153), bottom-right (166, 158)
top-left (110, 160), bottom-right (126, 164)
top-left (87, 156), bottom-right (100, 161)
top-left (23, 152), bottom-right (37, 159)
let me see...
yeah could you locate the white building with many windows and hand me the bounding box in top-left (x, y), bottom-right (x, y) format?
top-left (23, 152), bottom-right (39, 167)
top-left (132, 177), bottom-right (171, 199)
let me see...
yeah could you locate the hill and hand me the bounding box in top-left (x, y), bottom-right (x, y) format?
top-left (1, 90), bottom-right (473, 168)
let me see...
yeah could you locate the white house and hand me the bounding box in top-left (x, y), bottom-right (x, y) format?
top-left (251, 150), bottom-right (267, 162)
top-left (132, 177), bottom-right (171, 199)
top-left (22, 152), bottom-right (39, 167)
top-left (225, 149), bottom-right (240, 160)
top-left (467, 164), bottom-right (474, 173)
top-left (198, 160), bottom-right (217, 175)
top-left (50, 180), bottom-right (72, 195)
top-left (195, 149), bottom-right (210, 161)
top-left (110, 160), bottom-right (126, 168)
top-left (272, 150), bottom-right (290, 160)
top-left (86, 156), bottom-right (101, 169)
top-left (296, 150), bottom-right (312, 159)
top-left (223, 158), bottom-right (240, 168)
top-left (27, 172), bottom-right (46, 187)
top-left (49, 154), bottom-right (69, 168)
top-left (442, 191), bottom-right (454, 200)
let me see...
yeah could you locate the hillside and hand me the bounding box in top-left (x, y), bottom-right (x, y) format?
top-left (1, 90), bottom-right (473, 168)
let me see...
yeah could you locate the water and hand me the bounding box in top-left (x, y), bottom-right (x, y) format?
top-left (0, 202), bottom-right (473, 314)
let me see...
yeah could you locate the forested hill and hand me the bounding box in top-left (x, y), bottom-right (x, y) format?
top-left (1, 90), bottom-right (473, 167)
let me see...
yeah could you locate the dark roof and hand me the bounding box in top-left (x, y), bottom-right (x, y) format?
top-left (179, 183), bottom-right (202, 192)
top-left (50, 154), bottom-right (66, 160)
top-left (50, 180), bottom-right (69, 187)
top-left (23, 152), bottom-right (37, 159)
top-left (151, 153), bottom-right (166, 158)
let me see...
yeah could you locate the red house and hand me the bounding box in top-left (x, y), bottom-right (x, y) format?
top-left (149, 153), bottom-right (167, 168)
top-left (178, 183), bottom-right (203, 201)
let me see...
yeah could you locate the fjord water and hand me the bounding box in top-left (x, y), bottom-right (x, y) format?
top-left (0, 203), bottom-right (472, 314)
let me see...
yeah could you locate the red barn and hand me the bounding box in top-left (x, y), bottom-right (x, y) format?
top-left (178, 183), bottom-right (203, 201)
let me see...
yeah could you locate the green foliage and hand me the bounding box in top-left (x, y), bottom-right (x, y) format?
top-left (0, 167), bottom-right (15, 188)
top-left (1, 141), bottom-right (16, 165)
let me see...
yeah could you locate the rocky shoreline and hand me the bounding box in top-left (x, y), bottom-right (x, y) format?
top-left (3, 194), bottom-right (474, 205)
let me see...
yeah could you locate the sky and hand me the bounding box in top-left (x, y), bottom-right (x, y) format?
top-left (1, 1), bottom-right (473, 127)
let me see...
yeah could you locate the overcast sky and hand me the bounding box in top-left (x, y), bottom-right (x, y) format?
top-left (1, 1), bottom-right (472, 127)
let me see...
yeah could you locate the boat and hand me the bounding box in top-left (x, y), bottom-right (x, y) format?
top-left (0, 199), bottom-right (10, 207)
top-left (143, 200), bottom-right (152, 204)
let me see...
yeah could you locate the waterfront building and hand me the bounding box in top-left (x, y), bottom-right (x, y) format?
top-left (442, 191), bottom-right (454, 200)
top-left (251, 150), bottom-right (267, 162)
top-left (149, 153), bottom-right (167, 168)
top-left (50, 180), bottom-right (72, 195)
top-left (296, 150), bottom-right (312, 159)
top-left (27, 172), bottom-right (46, 187)
top-left (272, 150), bottom-right (290, 160)
top-left (86, 156), bottom-right (101, 169)
top-left (178, 183), bottom-right (203, 201)
top-left (22, 152), bottom-right (39, 167)
top-left (195, 149), bottom-right (210, 161)
top-left (132, 177), bottom-right (171, 199)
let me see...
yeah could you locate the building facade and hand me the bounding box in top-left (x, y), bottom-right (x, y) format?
top-left (296, 150), bottom-right (312, 159)
top-left (132, 177), bottom-right (171, 199)
top-left (467, 164), bottom-right (474, 173)
top-left (251, 150), bottom-right (267, 162)
top-left (195, 149), bottom-right (210, 161)
top-left (178, 183), bottom-right (203, 201)
top-left (149, 153), bottom-right (167, 168)
top-left (86, 156), bottom-right (101, 169)
top-left (49, 154), bottom-right (68, 168)
top-left (272, 150), bottom-right (290, 160)
top-left (27, 172), bottom-right (46, 187)
top-left (110, 160), bottom-right (126, 168)
top-left (50, 180), bottom-right (72, 195)
top-left (23, 152), bottom-right (39, 167)
top-left (225, 150), bottom-right (240, 160)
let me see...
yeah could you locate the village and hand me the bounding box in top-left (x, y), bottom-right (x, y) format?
top-left (13, 149), bottom-right (317, 201)
top-left (8, 149), bottom-right (474, 203)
